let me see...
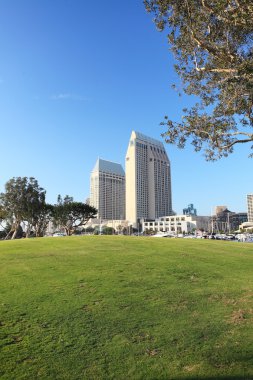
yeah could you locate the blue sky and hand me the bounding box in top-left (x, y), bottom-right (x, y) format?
top-left (0, 0), bottom-right (251, 215)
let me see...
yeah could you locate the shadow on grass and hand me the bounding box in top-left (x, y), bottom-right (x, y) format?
top-left (177, 377), bottom-right (253, 380)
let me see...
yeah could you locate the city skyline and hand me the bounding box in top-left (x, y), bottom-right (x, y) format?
top-left (0, 1), bottom-right (252, 215)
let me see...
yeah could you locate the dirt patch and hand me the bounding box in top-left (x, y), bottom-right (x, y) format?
top-left (183, 364), bottom-right (201, 372)
top-left (230, 309), bottom-right (246, 324)
top-left (146, 348), bottom-right (160, 357)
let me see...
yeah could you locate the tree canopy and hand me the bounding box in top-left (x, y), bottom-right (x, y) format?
top-left (144, 0), bottom-right (253, 160)
top-left (52, 195), bottom-right (97, 236)
top-left (0, 179), bottom-right (98, 239)
top-left (0, 177), bottom-right (46, 239)
top-left (33, 203), bottom-right (54, 237)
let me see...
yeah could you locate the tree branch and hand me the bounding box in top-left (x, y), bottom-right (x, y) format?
top-left (201, 0), bottom-right (251, 26)
top-left (220, 131), bottom-right (253, 138)
top-left (221, 137), bottom-right (253, 150)
top-left (195, 66), bottom-right (238, 73)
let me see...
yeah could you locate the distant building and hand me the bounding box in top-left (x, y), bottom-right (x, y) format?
top-left (239, 194), bottom-right (253, 231)
top-left (90, 158), bottom-right (125, 220)
top-left (247, 194), bottom-right (253, 222)
top-left (211, 208), bottom-right (247, 233)
top-left (125, 131), bottom-right (172, 227)
top-left (215, 206), bottom-right (227, 215)
top-left (183, 204), bottom-right (197, 216)
top-left (234, 212), bottom-right (248, 226)
top-left (85, 197), bottom-right (90, 205)
top-left (85, 218), bottom-right (129, 233)
top-left (143, 215), bottom-right (209, 234)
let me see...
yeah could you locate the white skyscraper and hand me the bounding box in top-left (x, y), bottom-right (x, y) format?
top-left (90, 158), bottom-right (125, 220)
top-left (125, 131), bottom-right (172, 226)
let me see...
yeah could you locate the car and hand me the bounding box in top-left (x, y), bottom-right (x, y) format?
top-left (52, 232), bottom-right (66, 237)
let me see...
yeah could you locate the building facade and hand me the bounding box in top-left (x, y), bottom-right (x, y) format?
top-left (143, 215), bottom-right (209, 234)
top-left (247, 194), bottom-right (253, 223)
top-left (211, 208), bottom-right (248, 233)
top-left (125, 131), bottom-right (172, 226)
top-left (90, 158), bottom-right (125, 220)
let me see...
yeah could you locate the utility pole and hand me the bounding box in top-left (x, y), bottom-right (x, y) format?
top-left (227, 212), bottom-right (231, 234)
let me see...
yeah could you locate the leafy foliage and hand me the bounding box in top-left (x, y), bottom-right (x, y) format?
top-left (144, 0), bottom-right (253, 160)
top-left (33, 203), bottom-right (54, 237)
top-left (102, 226), bottom-right (115, 235)
top-left (52, 195), bottom-right (97, 236)
top-left (0, 180), bottom-right (97, 239)
top-left (0, 206), bottom-right (8, 232)
top-left (0, 177), bottom-right (46, 239)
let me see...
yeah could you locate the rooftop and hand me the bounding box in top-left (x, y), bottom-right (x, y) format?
top-left (132, 131), bottom-right (164, 148)
top-left (92, 158), bottom-right (125, 176)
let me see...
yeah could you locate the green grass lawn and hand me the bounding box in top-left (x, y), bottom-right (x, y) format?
top-left (0, 236), bottom-right (253, 380)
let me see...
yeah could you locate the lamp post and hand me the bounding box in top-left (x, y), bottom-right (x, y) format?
top-left (99, 218), bottom-right (102, 235)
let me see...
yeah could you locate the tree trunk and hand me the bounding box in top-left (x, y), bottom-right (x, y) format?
top-left (5, 229), bottom-right (13, 240)
top-left (66, 227), bottom-right (71, 236)
top-left (11, 221), bottom-right (21, 239)
top-left (26, 224), bottom-right (31, 238)
top-left (12, 226), bottom-right (19, 239)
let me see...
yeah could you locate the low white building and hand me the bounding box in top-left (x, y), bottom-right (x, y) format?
top-left (142, 215), bottom-right (210, 234)
top-left (239, 221), bottom-right (253, 232)
top-left (86, 218), bottom-right (130, 233)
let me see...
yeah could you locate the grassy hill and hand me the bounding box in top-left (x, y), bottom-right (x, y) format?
top-left (0, 236), bottom-right (253, 379)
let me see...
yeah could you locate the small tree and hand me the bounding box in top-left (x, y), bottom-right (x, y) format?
top-left (84, 226), bottom-right (95, 234)
top-left (23, 179), bottom-right (47, 238)
top-left (102, 226), bottom-right (115, 235)
top-left (0, 177), bottom-right (46, 239)
top-left (117, 224), bottom-right (123, 235)
top-left (33, 203), bottom-right (54, 237)
top-left (52, 195), bottom-right (97, 236)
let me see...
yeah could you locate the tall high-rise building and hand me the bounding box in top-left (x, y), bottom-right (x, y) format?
top-left (90, 158), bottom-right (125, 220)
top-left (247, 194), bottom-right (253, 222)
top-left (125, 131), bottom-right (172, 226)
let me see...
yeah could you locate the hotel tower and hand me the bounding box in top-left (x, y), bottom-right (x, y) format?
top-left (125, 131), bottom-right (172, 226)
top-left (90, 158), bottom-right (125, 220)
top-left (247, 194), bottom-right (253, 222)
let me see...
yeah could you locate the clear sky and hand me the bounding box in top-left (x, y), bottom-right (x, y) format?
top-left (0, 0), bottom-right (251, 215)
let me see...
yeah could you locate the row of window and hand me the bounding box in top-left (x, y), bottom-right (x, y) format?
top-left (144, 222), bottom-right (190, 226)
top-left (150, 146), bottom-right (166, 155)
top-left (160, 217), bottom-right (185, 221)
